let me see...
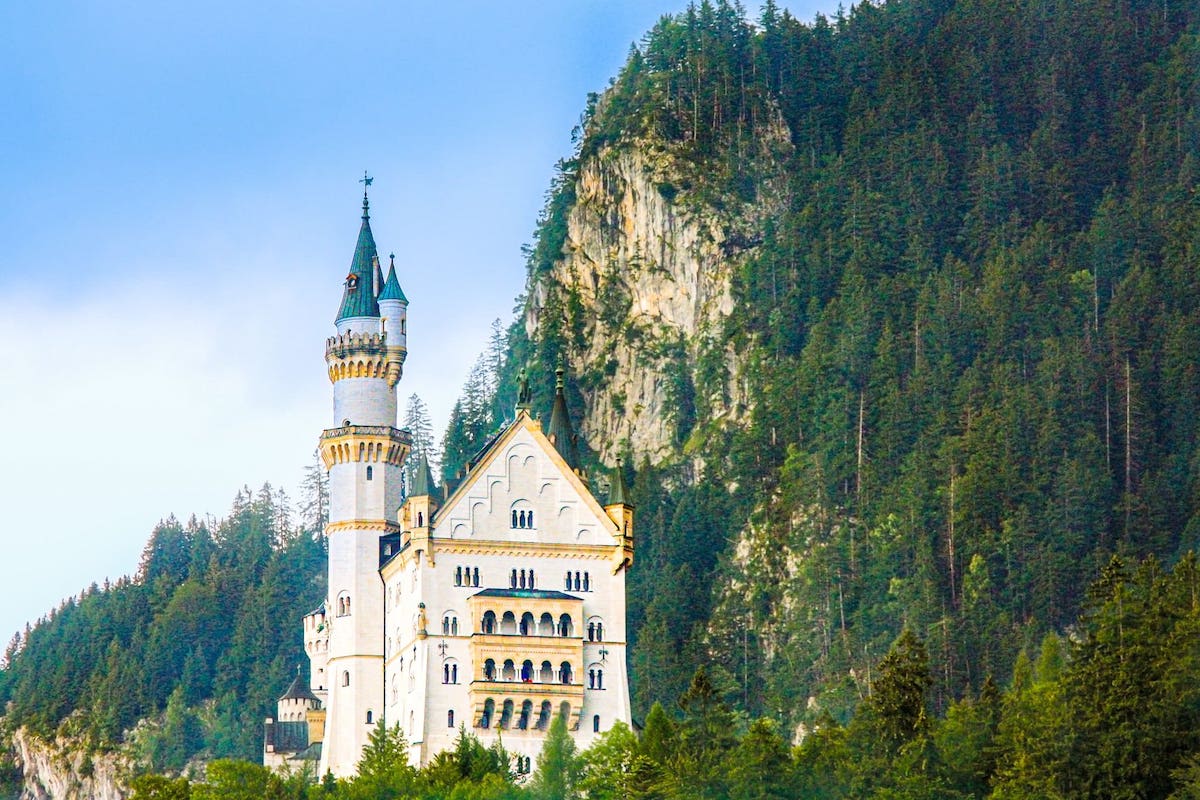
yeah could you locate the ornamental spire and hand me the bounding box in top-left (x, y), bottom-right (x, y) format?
top-left (547, 361), bottom-right (582, 472)
top-left (336, 174), bottom-right (381, 323)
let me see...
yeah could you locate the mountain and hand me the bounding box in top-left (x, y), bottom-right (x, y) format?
top-left (476, 0), bottom-right (1200, 723)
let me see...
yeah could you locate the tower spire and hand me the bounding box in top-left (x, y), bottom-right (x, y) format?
top-left (547, 361), bottom-right (582, 472)
top-left (336, 175), bottom-right (381, 323)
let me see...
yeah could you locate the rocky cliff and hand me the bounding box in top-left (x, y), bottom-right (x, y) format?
top-left (525, 122), bottom-right (792, 467)
top-left (9, 727), bottom-right (129, 800)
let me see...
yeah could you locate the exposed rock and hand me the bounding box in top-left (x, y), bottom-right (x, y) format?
top-left (526, 119), bottom-right (792, 468)
top-left (9, 727), bottom-right (129, 800)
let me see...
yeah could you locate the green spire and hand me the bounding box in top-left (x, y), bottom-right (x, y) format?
top-left (335, 179), bottom-right (381, 323)
top-left (410, 451), bottom-right (436, 498)
top-left (379, 253), bottom-right (408, 303)
top-left (607, 458), bottom-right (632, 506)
top-left (547, 363), bottom-right (581, 471)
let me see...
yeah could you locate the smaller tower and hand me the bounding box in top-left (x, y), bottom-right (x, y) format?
top-left (604, 459), bottom-right (635, 572)
top-left (546, 364), bottom-right (583, 477)
top-left (378, 253), bottom-right (408, 387)
top-left (401, 452), bottom-right (439, 563)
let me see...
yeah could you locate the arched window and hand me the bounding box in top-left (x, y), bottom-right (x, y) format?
top-left (560, 661), bottom-right (573, 685)
top-left (502, 659), bottom-right (516, 681)
top-left (482, 611), bottom-right (496, 634)
top-left (473, 567), bottom-right (480, 587)
top-left (500, 699), bottom-right (514, 729)
top-left (443, 664), bottom-right (450, 684)
top-left (574, 571), bottom-right (582, 591)
top-left (366, 466), bottom-right (373, 481)
top-left (587, 616), bottom-right (604, 642)
top-left (520, 568), bottom-right (527, 589)
top-left (417, 511), bottom-right (424, 527)
top-left (558, 613), bottom-right (574, 637)
top-left (510, 569), bottom-right (518, 589)
top-left (529, 569), bottom-right (535, 588)
top-left (528, 511), bottom-right (534, 527)
top-left (564, 571), bottom-right (572, 590)
top-left (501, 611), bottom-right (517, 635)
top-left (455, 566), bottom-right (462, 586)
top-left (342, 671), bottom-right (350, 687)
top-left (443, 612), bottom-right (458, 636)
top-left (520, 612), bottom-right (535, 636)
top-left (588, 663), bottom-right (604, 690)
top-left (583, 572), bottom-right (590, 592)
top-left (593, 714), bottom-right (600, 733)
top-left (589, 668), bottom-right (595, 689)
top-left (539, 660), bottom-right (553, 683)
top-left (337, 591), bottom-right (351, 617)
top-left (519, 510), bottom-right (526, 528)
top-left (484, 659), bottom-right (496, 681)
top-left (521, 659), bottom-right (534, 682)
top-left (512, 509), bottom-right (518, 527)
top-left (452, 663), bottom-right (458, 683)
top-left (539, 612), bottom-right (555, 636)
top-left (510, 500), bottom-right (533, 529)
top-left (518, 700), bottom-right (533, 729)
top-left (366, 710), bottom-right (373, 724)
top-left (448, 709), bottom-right (455, 728)
top-left (482, 699), bottom-right (494, 729)
top-left (536, 700), bottom-right (552, 730)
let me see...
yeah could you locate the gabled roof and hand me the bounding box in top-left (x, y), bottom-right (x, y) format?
top-left (434, 410), bottom-right (618, 540)
top-left (336, 193), bottom-right (381, 322)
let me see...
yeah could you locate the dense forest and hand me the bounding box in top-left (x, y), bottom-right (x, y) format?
top-left (456, 0), bottom-right (1200, 729)
top-left (2, 0), bottom-right (1199, 796)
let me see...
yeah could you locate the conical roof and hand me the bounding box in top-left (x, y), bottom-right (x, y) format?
top-left (379, 254), bottom-right (408, 303)
top-left (336, 191), bottom-right (381, 322)
top-left (547, 365), bottom-right (581, 471)
top-left (607, 459), bottom-right (632, 506)
top-left (410, 451), bottom-right (436, 498)
top-left (279, 669), bottom-right (319, 703)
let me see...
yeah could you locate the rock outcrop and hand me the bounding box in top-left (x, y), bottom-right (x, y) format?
top-left (9, 727), bottom-right (129, 800)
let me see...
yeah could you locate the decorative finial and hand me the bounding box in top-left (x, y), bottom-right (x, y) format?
top-left (555, 361), bottom-right (565, 392)
top-left (360, 171), bottom-right (373, 218)
top-left (389, 252), bottom-right (395, 268)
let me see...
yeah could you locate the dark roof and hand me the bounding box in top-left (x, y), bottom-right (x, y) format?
top-left (410, 452), bottom-right (436, 498)
top-left (279, 672), bottom-right (319, 703)
top-left (607, 459), bottom-right (632, 506)
top-left (546, 365), bottom-right (581, 471)
top-left (472, 588), bottom-right (581, 601)
top-left (379, 533), bottom-right (402, 568)
top-left (268, 721), bottom-right (310, 753)
top-left (336, 193), bottom-right (381, 322)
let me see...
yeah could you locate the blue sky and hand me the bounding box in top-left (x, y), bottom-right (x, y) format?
top-left (0, 1), bottom-right (834, 644)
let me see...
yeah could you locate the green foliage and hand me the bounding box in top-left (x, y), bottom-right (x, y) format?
top-left (0, 486), bottom-right (326, 767)
top-left (530, 713), bottom-right (581, 800)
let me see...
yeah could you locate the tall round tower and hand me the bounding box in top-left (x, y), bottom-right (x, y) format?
top-left (318, 184), bottom-right (411, 777)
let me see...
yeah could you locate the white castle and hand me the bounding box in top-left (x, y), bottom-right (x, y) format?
top-left (263, 185), bottom-right (635, 777)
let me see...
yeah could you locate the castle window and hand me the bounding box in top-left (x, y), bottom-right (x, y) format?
top-left (442, 613), bottom-right (458, 636)
top-left (520, 569), bottom-right (527, 589)
top-left (510, 569), bottom-right (518, 589)
top-left (455, 567), bottom-right (462, 586)
top-left (342, 671), bottom-right (350, 687)
top-left (366, 710), bottom-right (373, 724)
top-left (417, 511), bottom-right (424, 527)
top-left (510, 501), bottom-right (534, 529)
top-left (484, 659), bottom-right (496, 681)
top-left (520, 612), bottom-right (535, 636)
top-left (521, 659), bottom-right (534, 682)
top-left (366, 466), bottom-right (373, 481)
top-left (452, 663), bottom-right (458, 683)
top-left (594, 714), bottom-right (600, 733)
top-left (473, 567), bottom-right (480, 587)
top-left (583, 572), bottom-right (590, 592)
top-left (482, 699), bottom-right (495, 728)
top-left (501, 611), bottom-right (517, 635)
top-left (539, 612), bottom-right (555, 636)
top-left (565, 571), bottom-right (572, 590)
top-left (337, 592), bottom-right (351, 617)
top-left (560, 661), bottom-right (573, 685)
top-left (540, 660), bottom-right (553, 683)
top-left (588, 663), bottom-right (604, 689)
top-left (518, 700), bottom-right (532, 730)
top-left (502, 659), bottom-right (516, 681)
top-left (588, 616), bottom-right (604, 642)
top-left (529, 569), bottom-right (535, 588)
top-left (536, 701), bottom-right (552, 730)
top-left (557, 613), bottom-right (574, 637)
top-left (500, 699), bottom-right (514, 729)
top-left (482, 611), bottom-right (496, 634)
top-left (448, 709), bottom-right (455, 728)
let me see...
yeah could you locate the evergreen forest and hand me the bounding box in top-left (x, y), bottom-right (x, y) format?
top-left (3, 0), bottom-right (1200, 797)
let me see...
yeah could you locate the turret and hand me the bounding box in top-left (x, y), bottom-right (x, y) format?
top-left (604, 459), bottom-right (635, 570)
top-left (378, 254), bottom-right (408, 386)
top-left (401, 451), bottom-right (438, 565)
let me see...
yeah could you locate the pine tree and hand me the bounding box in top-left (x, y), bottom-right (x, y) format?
top-left (531, 713), bottom-right (582, 800)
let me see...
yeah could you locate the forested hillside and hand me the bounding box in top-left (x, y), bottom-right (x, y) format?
top-left (0, 484), bottom-right (327, 787)
top-left (447, 0), bottom-right (1200, 726)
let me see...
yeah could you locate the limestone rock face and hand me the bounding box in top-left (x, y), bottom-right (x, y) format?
top-left (10, 727), bottom-right (130, 800)
top-left (525, 123), bottom-right (791, 467)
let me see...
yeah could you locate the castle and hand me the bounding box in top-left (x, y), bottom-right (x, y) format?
top-left (263, 185), bottom-right (634, 777)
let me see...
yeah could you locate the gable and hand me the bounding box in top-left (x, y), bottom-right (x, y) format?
top-left (432, 418), bottom-right (617, 546)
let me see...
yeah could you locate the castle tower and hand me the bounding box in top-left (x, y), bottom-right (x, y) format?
top-left (318, 182), bottom-right (411, 777)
